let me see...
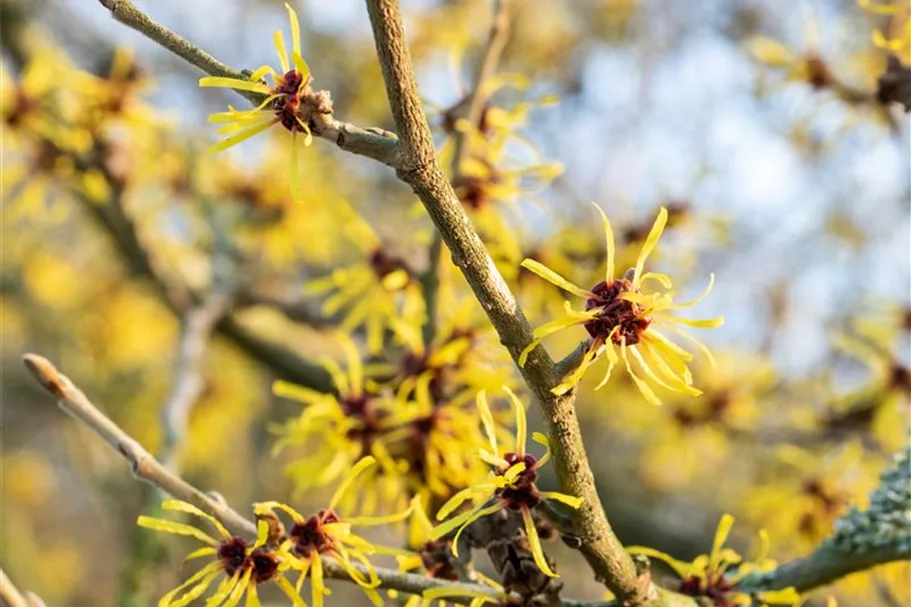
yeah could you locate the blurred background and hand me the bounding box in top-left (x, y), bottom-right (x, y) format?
top-left (1, 0), bottom-right (909, 605)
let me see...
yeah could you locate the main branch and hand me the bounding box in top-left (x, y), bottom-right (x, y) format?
top-left (362, 1), bottom-right (655, 604)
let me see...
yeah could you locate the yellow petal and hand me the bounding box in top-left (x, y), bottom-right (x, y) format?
top-left (520, 259), bottom-right (592, 298)
top-left (552, 343), bottom-right (598, 396)
top-left (540, 491), bottom-right (583, 509)
top-left (137, 516), bottom-right (220, 546)
top-left (286, 3), bottom-right (303, 56)
top-left (160, 501), bottom-right (232, 540)
top-left (273, 30), bottom-right (290, 73)
top-left (452, 502), bottom-right (506, 553)
top-left (209, 118), bottom-right (277, 153)
top-left (502, 386), bottom-right (527, 456)
top-left (521, 508), bottom-right (558, 577)
top-left (476, 390), bottom-right (498, 456)
top-left (199, 76), bottom-right (271, 94)
top-left (592, 202), bottom-right (616, 282)
top-left (530, 432), bottom-right (551, 468)
top-left (626, 546), bottom-right (692, 579)
top-left (632, 207), bottom-right (668, 287)
top-left (329, 455), bottom-right (376, 510)
top-left (711, 514), bottom-right (735, 571)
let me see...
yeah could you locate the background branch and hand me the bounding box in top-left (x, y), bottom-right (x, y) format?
top-left (74, 175), bottom-right (334, 393)
top-left (159, 289), bottom-right (234, 471)
top-left (740, 543), bottom-right (910, 594)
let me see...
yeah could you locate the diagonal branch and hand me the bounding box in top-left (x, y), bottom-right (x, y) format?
top-left (362, 1), bottom-right (656, 604)
top-left (77, 180), bottom-right (334, 393)
top-left (19, 353), bottom-right (619, 607)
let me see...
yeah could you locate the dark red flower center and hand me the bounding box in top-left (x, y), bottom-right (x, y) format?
top-left (677, 573), bottom-right (736, 607)
top-left (218, 537), bottom-right (249, 576)
top-left (340, 395), bottom-right (383, 456)
top-left (496, 452), bottom-right (540, 509)
top-left (288, 509), bottom-right (340, 558)
top-left (271, 69), bottom-right (310, 132)
top-left (217, 537), bottom-right (279, 583)
top-left (369, 248), bottom-right (411, 282)
top-left (583, 279), bottom-right (651, 346)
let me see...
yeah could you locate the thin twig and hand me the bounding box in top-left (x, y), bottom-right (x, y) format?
top-left (554, 340), bottom-right (594, 382)
top-left (420, 0), bottom-right (514, 347)
top-left (96, 0), bottom-right (402, 168)
top-left (19, 353), bottom-right (616, 606)
top-left (418, 0), bottom-right (515, 346)
top-left (451, 0), bottom-right (514, 172)
top-left (0, 570), bottom-right (30, 607)
top-left (235, 289), bottom-right (333, 328)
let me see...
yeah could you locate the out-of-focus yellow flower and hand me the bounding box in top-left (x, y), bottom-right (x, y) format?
top-left (273, 334), bottom-right (410, 515)
top-left (431, 388), bottom-right (582, 578)
top-left (388, 297), bottom-right (513, 406)
top-left (255, 456), bottom-right (413, 607)
top-left (198, 3), bottom-right (313, 200)
top-left (859, 0), bottom-right (911, 63)
top-left (629, 514), bottom-right (802, 607)
top-left (745, 441), bottom-right (876, 553)
top-left (137, 500), bottom-right (304, 607)
top-left (383, 373), bottom-right (497, 500)
top-left (635, 351), bottom-right (773, 490)
top-left (519, 205), bottom-right (723, 402)
top-left (820, 330), bottom-right (910, 451)
top-left (1, 46), bottom-right (91, 151)
top-left (305, 226), bottom-right (425, 354)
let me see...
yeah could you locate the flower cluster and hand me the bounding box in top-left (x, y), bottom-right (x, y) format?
top-left (137, 501), bottom-right (304, 606)
top-left (141, 457), bottom-right (411, 607)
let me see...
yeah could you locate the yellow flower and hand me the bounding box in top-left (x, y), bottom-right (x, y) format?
top-left (629, 514), bottom-right (802, 607)
top-left (519, 204), bottom-right (723, 403)
top-left (745, 442), bottom-right (875, 553)
top-left (272, 333), bottom-right (410, 515)
top-left (382, 374), bottom-right (497, 499)
top-left (430, 388), bottom-right (582, 578)
top-left (387, 296), bottom-right (514, 406)
top-left (305, 238), bottom-right (425, 355)
top-left (198, 3), bottom-right (313, 200)
top-left (255, 456), bottom-right (413, 607)
top-left (137, 500), bottom-right (303, 607)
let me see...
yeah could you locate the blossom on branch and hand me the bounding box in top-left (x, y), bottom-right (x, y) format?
top-left (136, 500), bottom-right (303, 607)
top-left (254, 456), bottom-right (413, 607)
top-left (519, 204), bottom-right (723, 403)
top-left (629, 514), bottom-right (802, 607)
top-left (198, 3), bottom-right (313, 200)
top-left (430, 388), bottom-right (582, 578)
